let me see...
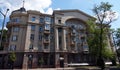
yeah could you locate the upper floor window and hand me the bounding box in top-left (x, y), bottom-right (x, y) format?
top-left (45, 16), bottom-right (51, 23)
top-left (39, 18), bottom-right (44, 23)
top-left (12, 35), bottom-right (17, 41)
top-left (31, 16), bottom-right (36, 21)
top-left (31, 25), bottom-right (35, 31)
top-left (9, 45), bottom-right (16, 51)
top-left (44, 44), bottom-right (49, 49)
top-left (11, 18), bottom-right (20, 23)
top-left (83, 45), bottom-right (88, 51)
top-left (13, 27), bottom-right (19, 32)
top-left (50, 28), bottom-right (54, 33)
top-left (51, 18), bottom-right (54, 24)
top-left (29, 44), bottom-right (33, 50)
top-left (58, 28), bottom-right (62, 32)
top-left (58, 20), bottom-right (61, 24)
top-left (39, 35), bottom-right (42, 40)
top-left (39, 26), bottom-right (43, 32)
top-left (45, 24), bottom-right (50, 30)
top-left (30, 34), bottom-right (34, 40)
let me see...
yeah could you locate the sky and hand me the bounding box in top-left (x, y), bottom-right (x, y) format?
top-left (0, 0), bottom-right (120, 29)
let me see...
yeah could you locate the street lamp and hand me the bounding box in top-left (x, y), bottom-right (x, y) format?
top-left (0, 9), bottom-right (9, 49)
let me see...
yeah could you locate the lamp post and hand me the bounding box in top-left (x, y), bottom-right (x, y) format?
top-left (0, 9), bottom-right (9, 49)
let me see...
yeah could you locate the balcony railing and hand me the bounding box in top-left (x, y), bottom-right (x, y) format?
top-left (44, 30), bottom-right (50, 34)
top-left (43, 49), bottom-right (50, 52)
top-left (6, 22), bottom-right (21, 27)
top-left (43, 38), bottom-right (50, 44)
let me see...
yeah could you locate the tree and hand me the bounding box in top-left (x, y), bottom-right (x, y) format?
top-left (38, 57), bottom-right (44, 68)
top-left (87, 19), bottom-right (114, 65)
top-left (92, 2), bottom-right (117, 69)
top-left (8, 52), bottom-right (16, 69)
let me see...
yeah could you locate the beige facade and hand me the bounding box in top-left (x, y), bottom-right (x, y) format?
top-left (0, 7), bottom-right (115, 69)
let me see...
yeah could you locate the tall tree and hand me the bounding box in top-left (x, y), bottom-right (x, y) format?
top-left (87, 19), bottom-right (114, 65)
top-left (91, 2), bottom-right (117, 69)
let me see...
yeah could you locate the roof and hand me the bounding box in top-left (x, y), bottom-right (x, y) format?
top-left (53, 9), bottom-right (95, 19)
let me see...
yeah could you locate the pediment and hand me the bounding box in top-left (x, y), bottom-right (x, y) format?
top-left (53, 9), bottom-right (94, 22)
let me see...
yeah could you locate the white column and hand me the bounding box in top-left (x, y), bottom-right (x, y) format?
top-left (55, 27), bottom-right (59, 51)
top-left (63, 28), bottom-right (66, 50)
top-left (24, 24), bottom-right (31, 51)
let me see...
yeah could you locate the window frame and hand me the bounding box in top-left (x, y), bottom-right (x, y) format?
top-left (30, 34), bottom-right (34, 40)
top-left (12, 35), bottom-right (18, 41)
top-left (31, 25), bottom-right (35, 31)
top-left (31, 16), bottom-right (36, 21)
top-left (13, 27), bottom-right (19, 32)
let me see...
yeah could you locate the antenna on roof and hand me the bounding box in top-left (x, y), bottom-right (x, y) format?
top-left (23, 0), bottom-right (25, 8)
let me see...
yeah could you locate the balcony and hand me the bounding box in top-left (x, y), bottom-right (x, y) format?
top-left (6, 22), bottom-right (21, 28)
top-left (82, 46), bottom-right (89, 54)
top-left (43, 49), bottom-right (50, 52)
top-left (43, 38), bottom-right (50, 44)
top-left (44, 30), bottom-right (50, 34)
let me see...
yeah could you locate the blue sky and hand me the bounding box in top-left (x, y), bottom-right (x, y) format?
top-left (0, 0), bottom-right (120, 29)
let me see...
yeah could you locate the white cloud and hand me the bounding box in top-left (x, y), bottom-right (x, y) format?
top-left (55, 8), bottom-right (61, 10)
top-left (0, 0), bottom-right (53, 17)
top-left (46, 7), bottom-right (53, 14)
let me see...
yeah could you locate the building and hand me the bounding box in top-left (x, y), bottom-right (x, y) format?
top-left (0, 7), bottom-right (114, 69)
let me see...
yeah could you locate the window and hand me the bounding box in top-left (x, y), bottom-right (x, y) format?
top-left (31, 25), bottom-right (35, 31)
top-left (45, 24), bottom-right (50, 30)
top-left (38, 44), bottom-right (42, 51)
top-left (44, 34), bottom-right (49, 40)
top-left (11, 18), bottom-right (20, 23)
top-left (50, 28), bottom-right (54, 33)
top-left (12, 35), bottom-right (17, 41)
top-left (44, 45), bottom-right (48, 49)
top-left (40, 18), bottom-right (44, 23)
top-left (58, 28), bottom-right (62, 32)
top-left (39, 35), bottom-right (42, 40)
top-left (83, 45), bottom-right (88, 51)
top-left (59, 36), bottom-right (62, 45)
top-left (51, 18), bottom-right (54, 24)
top-left (58, 20), bottom-right (61, 24)
top-left (9, 45), bottom-right (16, 51)
top-left (81, 37), bottom-right (85, 42)
top-left (13, 27), bottom-right (19, 32)
top-left (39, 26), bottom-right (42, 32)
top-left (31, 16), bottom-right (36, 21)
top-left (45, 16), bottom-right (51, 22)
top-left (50, 36), bottom-right (54, 40)
top-left (30, 34), bottom-right (34, 40)
top-left (72, 29), bottom-right (76, 33)
top-left (29, 44), bottom-right (33, 50)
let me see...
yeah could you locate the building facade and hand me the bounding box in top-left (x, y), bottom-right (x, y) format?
top-left (0, 7), bottom-right (114, 69)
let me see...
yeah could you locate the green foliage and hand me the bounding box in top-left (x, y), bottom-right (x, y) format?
top-left (87, 19), bottom-right (114, 59)
top-left (39, 57), bottom-right (44, 65)
top-left (9, 52), bottom-right (16, 62)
